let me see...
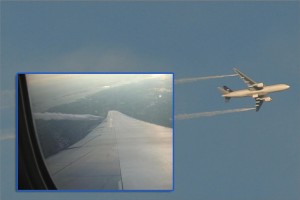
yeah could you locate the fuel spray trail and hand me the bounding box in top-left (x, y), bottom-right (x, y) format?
top-left (175, 108), bottom-right (255, 120)
top-left (175, 74), bottom-right (237, 84)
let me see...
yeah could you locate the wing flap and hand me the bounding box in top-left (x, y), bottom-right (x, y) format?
top-left (255, 98), bottom-right (264, 112)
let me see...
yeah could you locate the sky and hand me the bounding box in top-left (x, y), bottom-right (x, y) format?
top-left (26, 74), bottom-right (168, 112)
top-left (1, 1), bottom-right (300, 200)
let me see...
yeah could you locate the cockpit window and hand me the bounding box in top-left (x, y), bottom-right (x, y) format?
top-left (24, 73), bottom-right (173, 190)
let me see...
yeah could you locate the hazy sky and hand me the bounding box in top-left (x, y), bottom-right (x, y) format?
top-left (26, 74), bottom-right (169, 112)
top-left (1, 2), bottom-right (300, 200)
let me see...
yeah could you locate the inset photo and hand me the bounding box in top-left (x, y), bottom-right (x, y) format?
top-left (17, 73), bottom-right (173, 191)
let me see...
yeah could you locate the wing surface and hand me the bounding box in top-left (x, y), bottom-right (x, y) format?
top-left (46, 111), bottom-right (172, 190)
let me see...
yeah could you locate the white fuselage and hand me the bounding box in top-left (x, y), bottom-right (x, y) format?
top-left (223, 84), bottom-right (290, 98)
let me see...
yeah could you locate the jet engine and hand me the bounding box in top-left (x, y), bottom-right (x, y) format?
top-left (251, 82), bottom-right (264, 89)
top-left (262, 97), bottom-right (272, 102)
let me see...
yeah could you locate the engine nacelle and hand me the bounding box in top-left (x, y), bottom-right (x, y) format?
top-left (252, 82), bottom-right (264, 89)
top-left (262, 97), bottom-right (272, 102)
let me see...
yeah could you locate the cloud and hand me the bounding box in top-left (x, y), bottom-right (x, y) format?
top-left (152, 88), bottom-right (172, 93)
top-left (33, 112), bottom-right (103, 121)
top-left (0, 89), bottom-right (14, 110)
top-left (175, 108), bottom-right (255, 120)
top-left (175, 74), bottom-right (238, 84)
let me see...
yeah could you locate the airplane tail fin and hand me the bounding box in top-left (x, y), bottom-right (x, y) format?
top-left (218, 86), bottom-right (233, 94)
top-left (223, 86), bottom-right (233, 93)
top-left (218, 86), bottom-right (233, 102)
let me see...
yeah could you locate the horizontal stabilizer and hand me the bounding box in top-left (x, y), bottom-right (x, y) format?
top-left (225, 97), bottom-right (231, 103)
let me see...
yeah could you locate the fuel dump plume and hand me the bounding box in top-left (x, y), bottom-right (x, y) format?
top-left (175, 74), bottom-right (238, 84)
top-left (0, 135), bottom-right (15, 141)
top-left (175, 108), bottom-right (255, 120)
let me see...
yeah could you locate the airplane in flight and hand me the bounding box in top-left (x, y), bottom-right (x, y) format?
top-left (218, 68), bottom-right (290, 111)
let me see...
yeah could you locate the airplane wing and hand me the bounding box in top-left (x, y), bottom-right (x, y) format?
top-left (45, 111), bottom-right (173, 190)
top-left (233, 68), bottom-right (258, 90)
top-left (255, 97), bottom-right (264, 112)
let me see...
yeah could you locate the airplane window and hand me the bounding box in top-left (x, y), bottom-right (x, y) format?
top-left (22, 73), bottom-right (173, 190)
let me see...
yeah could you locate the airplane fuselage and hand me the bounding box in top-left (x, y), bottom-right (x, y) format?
top-left (223, 84), bottom-right (290, 98)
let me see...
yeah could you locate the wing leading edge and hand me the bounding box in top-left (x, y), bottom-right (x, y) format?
top-left (233, 68), bottom-right (258, 90)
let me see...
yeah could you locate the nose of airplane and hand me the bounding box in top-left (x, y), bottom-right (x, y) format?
top-left (285, 84), bottom-right (290, 89)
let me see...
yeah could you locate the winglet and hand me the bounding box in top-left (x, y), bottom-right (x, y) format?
top-left (233, 68), bottom-right (241, 75)
top-left (233, 68), bottom-right (239, 72)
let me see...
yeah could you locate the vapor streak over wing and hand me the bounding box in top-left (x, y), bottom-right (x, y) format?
top-left (33, 112), bottom-right (103, 121)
